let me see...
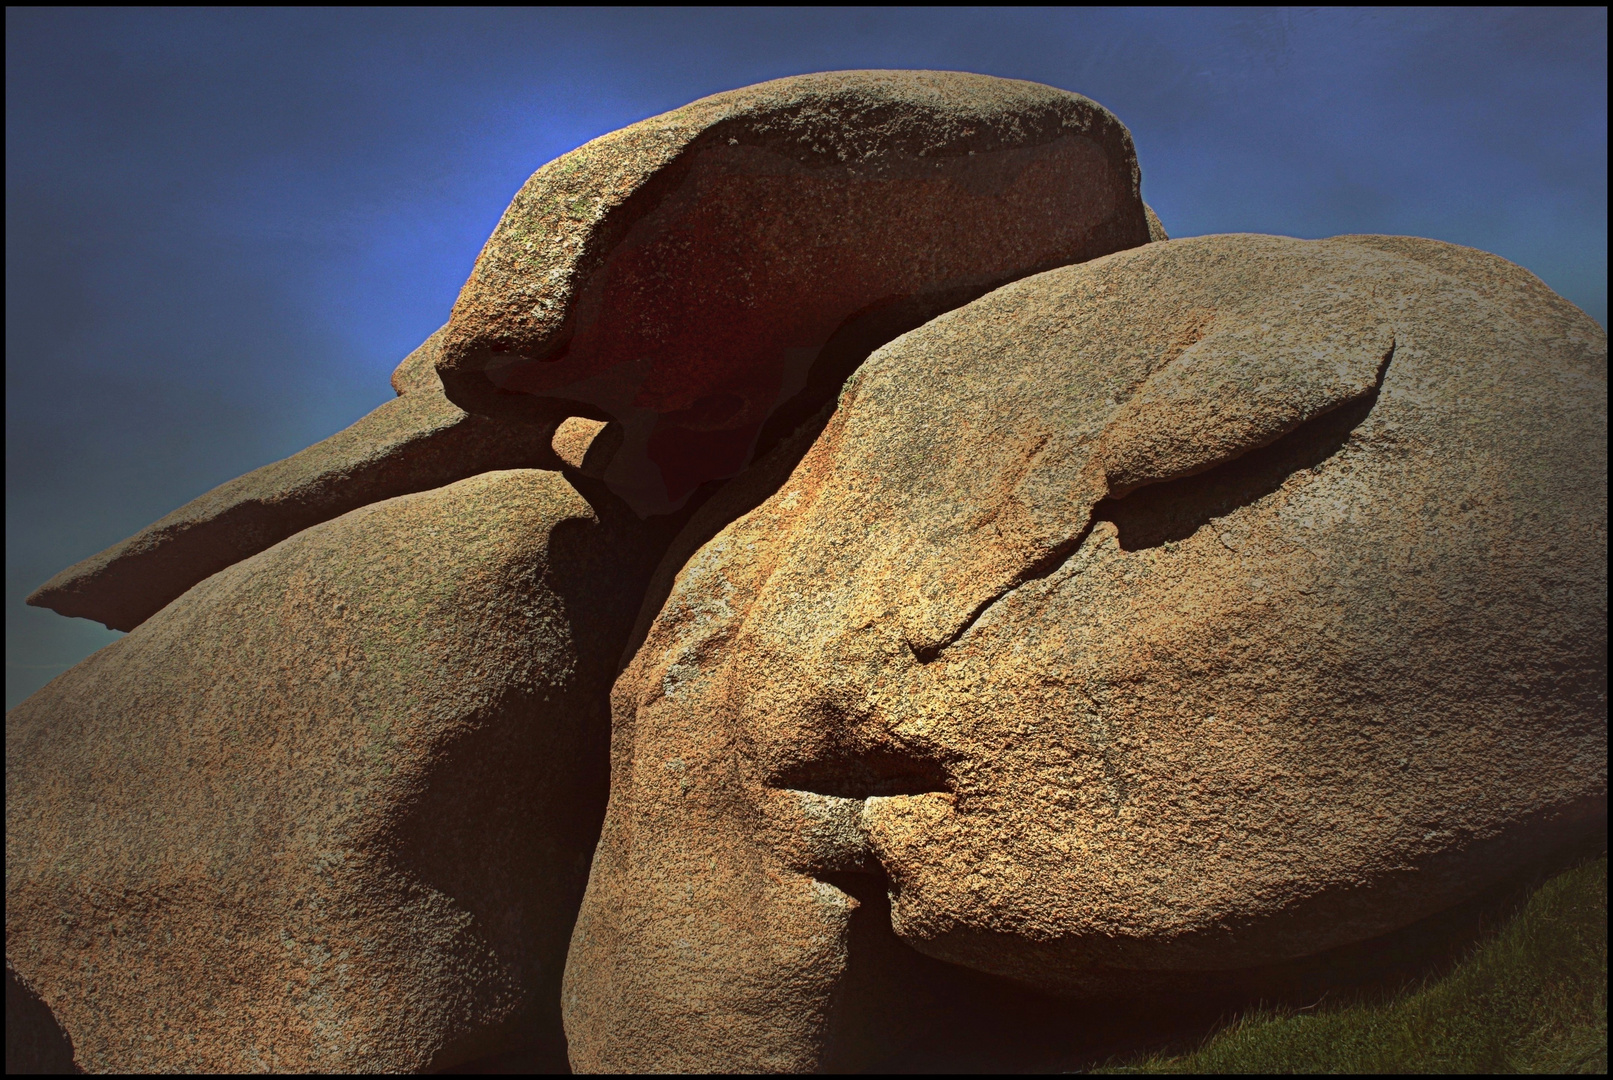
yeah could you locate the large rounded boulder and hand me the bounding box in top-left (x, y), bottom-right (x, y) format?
top-left (438, 69), bottom-right (1156, 515)
top-left (7, 468), bottom-right (664, 1072)
top-left (564, 234), bottom-right (1607, 1071)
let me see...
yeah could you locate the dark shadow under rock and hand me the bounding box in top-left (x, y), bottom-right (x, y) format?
top-left (816, 832), bottom-right (1608, 1074)
top-left (6, 961), bottom-right (76, 1075)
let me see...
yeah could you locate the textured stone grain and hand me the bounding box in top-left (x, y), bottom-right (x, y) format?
top-left (8, 469), bottom-right (666, 1073)
top-left (564, 234), bottom-right (1607, 1071)
top-left (439, 70), bottom-right (1152, 515)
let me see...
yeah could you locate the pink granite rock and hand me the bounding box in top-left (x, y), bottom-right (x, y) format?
top-left (437, 70), bottom-right (1154, 515)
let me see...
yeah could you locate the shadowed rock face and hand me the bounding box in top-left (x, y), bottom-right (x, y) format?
top-left (26, 328), bottom-right (563, 632)
top-left (438, 69), bottom-right (1152, 516)
top-left (6, 961), bottom-right (75, 1075)
top-left (7, 469), bottom-right (669, 1073)
top-left (563, 234), bottom-right (1607, 1071)
top-left (28, 71), bottom-right (1154, 632)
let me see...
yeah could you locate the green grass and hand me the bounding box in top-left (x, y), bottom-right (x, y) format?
top-left (1101, 854), bottom-right (1608, 1074)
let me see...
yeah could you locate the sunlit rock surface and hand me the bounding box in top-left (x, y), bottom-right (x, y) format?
top-left (563, 234), bottom-right (1607, 1072)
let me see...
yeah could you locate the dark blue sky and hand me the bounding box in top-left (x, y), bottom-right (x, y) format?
top-left (6, 8), bottom-right (1607, 708)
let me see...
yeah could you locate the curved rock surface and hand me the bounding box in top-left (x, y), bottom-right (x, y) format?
top-left (438, 69), bottom-right (1154, 515)
top-left (26, 328), bottom-right (566, 632)
top-left (7, 468), bottom-right (667, 1072)
top-left (564, 234), bottom-right (1607, 1071)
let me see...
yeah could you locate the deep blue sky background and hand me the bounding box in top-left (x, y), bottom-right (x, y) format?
top-left (6, 8), bottom-right (1607, 708)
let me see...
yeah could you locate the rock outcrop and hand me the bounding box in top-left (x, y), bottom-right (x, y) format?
top-left (564, 234), bottom-right (1607, 1071)
top-left (437, 69), bottom-right (1154, 515)
top-left (13, 67), bottom-right (1602, 1076)
top-left (26, 328), bottom-right (566, 633)
top-left (7, 468), bottom-right (668, 1072)
top-left (28, 71), bottom-right (1160, 632)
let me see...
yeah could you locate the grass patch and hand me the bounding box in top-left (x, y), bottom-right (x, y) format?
top-left (1100, 854), bottom-right (1608, 1074)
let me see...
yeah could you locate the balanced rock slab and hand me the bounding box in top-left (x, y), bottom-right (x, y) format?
top-left (438, 70), bottom-right (1154, 515)
top-left (564, 234), bottom-right (1607, 1071)
top-left (7, 468), bottom-right (664, 1072)
top-left (27, 327), bottom-right (563, 633)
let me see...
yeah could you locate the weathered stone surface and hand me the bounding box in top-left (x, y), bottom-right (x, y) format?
top-left (389, 324), bottom-right (450, 395)
top-left (8, 468), bottom-right (669, 1072)
top-left (564, 234), bottom-right (1607, 1070)
top-left (1144, 201), bottom-right (1168, 242)
top-left (26, 327), bottom-right (562, 632)
top-left (438, 70), bottom-right (1153, 516)
top-left (550, 416), bottom-right (623, 479)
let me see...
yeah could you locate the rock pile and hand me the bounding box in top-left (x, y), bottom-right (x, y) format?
top-left (9, 71), bottom-right (1606, 1074)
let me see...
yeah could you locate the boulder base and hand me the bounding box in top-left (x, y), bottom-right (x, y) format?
top-left (8, 468), bottom-right (665, 1072)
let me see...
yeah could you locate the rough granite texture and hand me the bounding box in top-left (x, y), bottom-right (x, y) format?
top-left (7, 468), bottom-right (670, 1073)
top-left (438, 69), bottom-right (1153, 515)
top-left (26, 327), bottom-right (563, 633)
top-left (1144, 202), bottom-right (1168, 242)
top-left (563, 234), bottom-right (1608, 1072)
top-left (551, 417), bottom-right (623, 479)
